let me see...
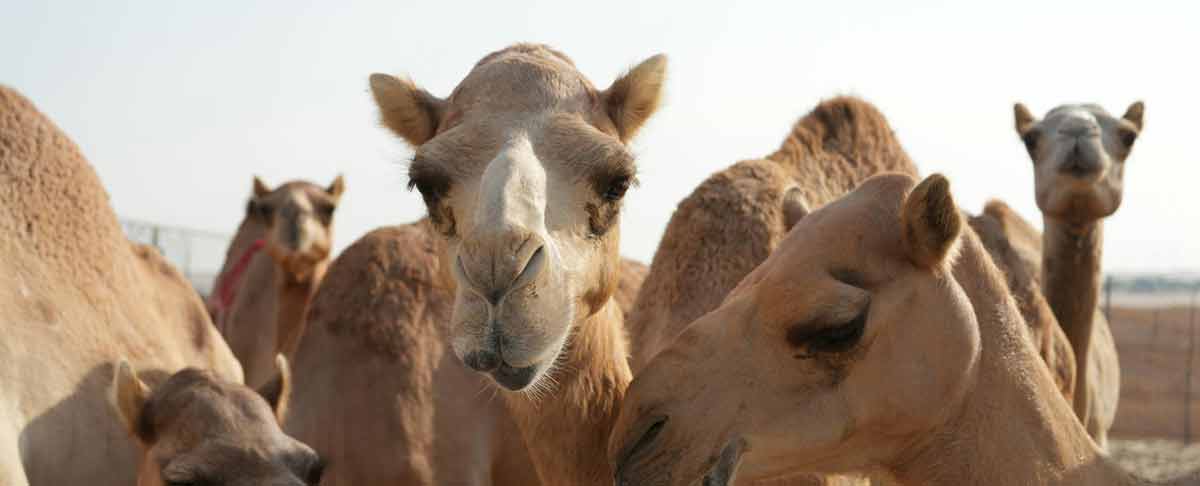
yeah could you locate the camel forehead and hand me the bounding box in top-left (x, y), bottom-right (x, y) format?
top-left (263, 183), bottom-right (333, 208)
top-left (1042, 104), bottom-right (1109, 127)
top-left (751, 176), bottom-right (912, 291)
top-left (450, 48), bottom-right (598, 115)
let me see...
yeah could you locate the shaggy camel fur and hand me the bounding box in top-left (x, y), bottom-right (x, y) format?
top-left (611, 174), bottom-right (1192, 486)
top-left (111, 356), bottom-right (323, 485)
top-left (0, 85), bottom-right (241, 485)
top-left (968, 203), bottom-right (1077, 400)
top-left (212, 176), bottom-right (343, 388)
top-left (285, 220), bottom-right (649, 485)
top-left (368, 44), bottom-right (664, 485)
top-left (1012, 101), bottom-right (1141, 447)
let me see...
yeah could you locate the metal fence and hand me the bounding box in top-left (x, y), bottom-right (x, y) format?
top-left (121, 219), bottom-right (230, 297)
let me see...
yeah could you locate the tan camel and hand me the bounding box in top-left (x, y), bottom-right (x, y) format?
top-left (610, 173), bottom-right (1190, 486)
top-left (211, 175), bottom-right (343, 388)
top-left (284, 217), bottom-right (649, 485)
top-left (367, 43), bottom-right (664, 485)
top-left (0, 86), bottom-right (242, 485)
top-left (111, 355), bottom-right (323, 485)
top-left (1011, 101), bottom-right (1141, 447)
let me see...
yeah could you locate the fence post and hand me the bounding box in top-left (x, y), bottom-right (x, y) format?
top-left (1188, 289), bottom-right (1198, 444)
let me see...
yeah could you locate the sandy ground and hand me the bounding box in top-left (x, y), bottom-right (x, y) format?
top-left (1112, 439), bottom-right (1200, 482)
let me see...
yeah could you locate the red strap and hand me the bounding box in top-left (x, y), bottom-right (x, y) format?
top-left (212, 239), bottom-right (265, 314)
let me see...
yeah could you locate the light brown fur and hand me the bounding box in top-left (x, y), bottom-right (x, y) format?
top-left (968, 201), bottom-right (1076, 401)
top-left (285, 220), bottom-right (647, 485)
top-left (0, 85), bottom-right (241, 485)
top-left (628, 97), bottom-right (918, 372)
top-left (611, 174), bottom-right (1187, 486)
top-left (212, 177), bottom-right (342, 388)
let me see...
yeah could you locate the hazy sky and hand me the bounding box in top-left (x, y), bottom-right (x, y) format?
top-left (3, 1), bottom-right (1196, 273)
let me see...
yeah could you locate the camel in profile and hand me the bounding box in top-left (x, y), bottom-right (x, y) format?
top-left (0, 86), bottom-right (242, 485)
top-left (111, 356), bottom-right (324, 485)
top-left (610, 173), bottom-right (1192, 486)
top-left (211, 176), bottom-right (343, 388)
top-left (284, 219), bottom-right (649, 484)
top-left (1006, 101), bottom-right (1140, 447)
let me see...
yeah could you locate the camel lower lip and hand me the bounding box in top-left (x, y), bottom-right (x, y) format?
top-left (490, 362), bottom-right (540, 390)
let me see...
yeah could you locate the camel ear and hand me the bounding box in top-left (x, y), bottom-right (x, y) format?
top-left (1014, 103), bottom-right (1036, 135)
top-left (327, 174), bottom-right (345, 199)
top-left (369, 73), bottom-right (446, 147)
top-left (901, 174), bottom-right (963, 269)
top-left (1122, 101), bottom-right (1144, 131)
top-left (602, 54), bottom-right (667, 142)
top-left (257, 354), bottom-right (292, 423)
top-left (782, 187), bottom-right (810, 230)
top-left (110, 359), bottom-right (151, 440)
top-left (253, 176), bottom-right (272, 197)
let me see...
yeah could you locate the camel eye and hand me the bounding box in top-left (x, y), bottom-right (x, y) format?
top-left (788, 307), bottom-right (868, 354)
top-left (602, 175), bottom-right (632, 202)
top-left (1119, 128), bottom-right (1138, 148)
top-left (315, 203), bottom-right (335, 221)
top-left (1021, 130), bottom-right (1039, 156)
top-left (250, 201), bottom-right (275, 220)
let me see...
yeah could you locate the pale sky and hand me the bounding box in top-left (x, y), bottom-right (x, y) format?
top-left (3, 1), bottom-right (1196, 273)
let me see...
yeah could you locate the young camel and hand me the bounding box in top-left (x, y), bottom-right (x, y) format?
top-left (1010, 101), bottom-right (1141, 447)
top-left (111, 356), bottom-right (324, 486)
top-left (610, 173), bottom-right (1190, 486)
top-left (211, 176), bottom-right (343, 388)
top-left (367, 43), bottom-right (665, 485)
top-left (0, 86), bottom-right (241, 485)
top-left (284, 219), bottom-right (647, 485)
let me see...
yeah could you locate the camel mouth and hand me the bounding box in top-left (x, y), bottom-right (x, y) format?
top-left (700, 438), bottom-right (746, 486)
top-left (490, 360), bottom-right (543, 391)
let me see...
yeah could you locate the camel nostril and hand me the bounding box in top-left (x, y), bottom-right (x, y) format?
top-left (462, 350), bottom-right (501, 372)
top-left (616, 416), bottom-right (667, 482)
top-left (511, 244), bottom-right (546, 291)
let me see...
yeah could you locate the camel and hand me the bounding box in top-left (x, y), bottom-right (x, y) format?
top-left (111, 355), bottom-right (324, 485)
top-left (284, 218), bottom-right (649, 485)
top-left (0, 86), bottom-right (242, 485)
top-left (609, 173), bottom-right (1193, 486)
top-left (1008, 101), bottom-right (1140, 448)
top-left (366, 43), bottom-right (666, 485)
top-left (211, 175), bottom-right (343, 388)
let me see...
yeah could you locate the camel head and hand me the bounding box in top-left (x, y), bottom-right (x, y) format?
top-left (610, 174), bottom-right (982, 485)
top-left (110, 356), bottom-right (324, 486)
top-left (248, 175), bottom-right (344, 283)
top-left (1013, 101), bottom-right (1144, 223)
top-left (369, 44), bottom-right (666, 391)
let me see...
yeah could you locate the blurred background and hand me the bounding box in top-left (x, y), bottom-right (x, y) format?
top-left (3, 0), bottom-right (1199, 472)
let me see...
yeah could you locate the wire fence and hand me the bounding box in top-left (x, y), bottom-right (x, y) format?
top-left (1104, 276), bottom-right (1200, 443)
top-left (120, 219), bottom-right (230, 297)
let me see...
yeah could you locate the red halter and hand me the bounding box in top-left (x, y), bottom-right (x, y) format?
top-left (211, 239), bottom-right (265, 316)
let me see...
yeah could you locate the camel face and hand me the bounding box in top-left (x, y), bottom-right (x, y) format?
top-left (1014, 102), bottom-right (1143, 222)
top-left (250, 176), bottom-right (344, 283)
top-left (369, 44), bottom-right (665, 391)
top-left (112, 358), bottom-right (324, 486)
top-left (610, 175), bottom-right (980, 486)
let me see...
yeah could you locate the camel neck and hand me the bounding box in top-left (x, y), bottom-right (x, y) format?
top-left (273, 265), bottom-right (323, 360)
top-left (892, 235), bottom-right (1129, 486)
top-left (503, 301), bottom-right (631, 486)
top-left (1041, 218), bottom-right (1103, 419)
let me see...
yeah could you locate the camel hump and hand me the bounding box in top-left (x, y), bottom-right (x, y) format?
top-left (303, 221), bottom-right (449, 361)
top-left (1, 85), bottom-right (125, 279)
top-left (773, 96), bottom-right (903, 159)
